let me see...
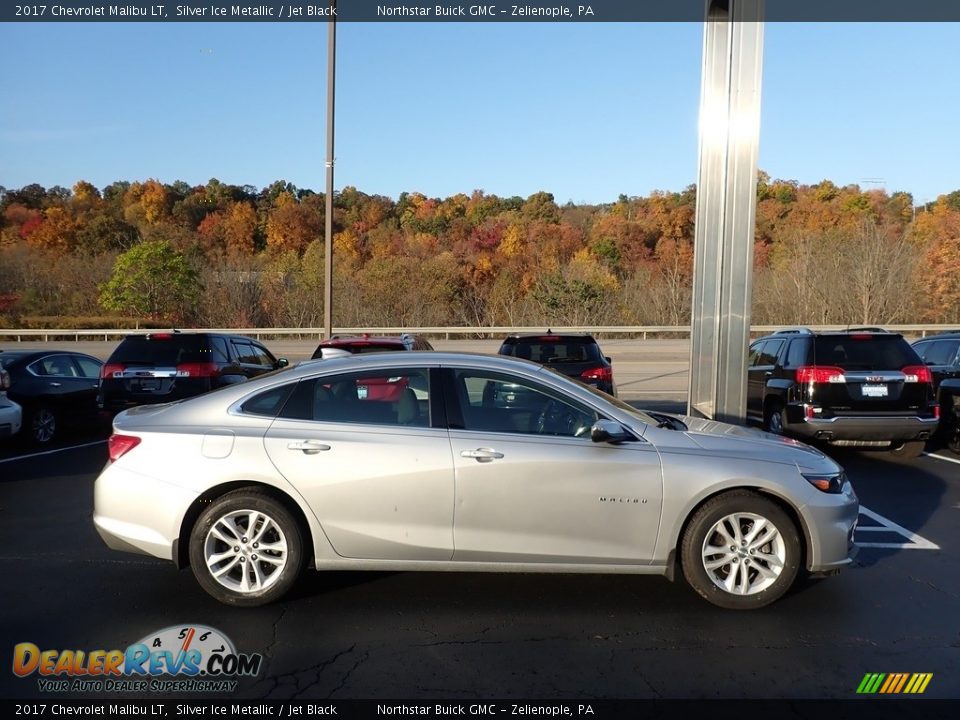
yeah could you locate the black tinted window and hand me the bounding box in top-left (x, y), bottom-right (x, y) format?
top-left (748, 342), bottom-right (765, 366)
top-left (110, 335), bottom-right (210, 365)
top-left (210, 337), bottom-right (231, 363)
top-left (759, 339), bottom-right (783, 366)
top-left (813, 336), bottom-right (920, 370)
top-left (241, 385), bottom-right (294, 417)
top-left (500, 337), bottom-right (601, 363)
top-left (785, 339), bottom-right (810, 368)
top-left (922, 340), bottom-right (960, 366)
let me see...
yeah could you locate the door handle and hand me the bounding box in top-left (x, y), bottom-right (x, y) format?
top-left (49, 382), bottom-right (62, 387)
top-left (287, 440), bottom-right (331, 454)
top-left (460, 448), bottom-right (504, 462)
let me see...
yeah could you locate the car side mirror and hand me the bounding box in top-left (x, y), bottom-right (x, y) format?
top-left (277, 358), bottom-right (289, 368)
top-left (591, 419), bottom-right (631, 444)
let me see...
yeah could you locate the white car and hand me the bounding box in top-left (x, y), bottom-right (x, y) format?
top-left (94, 352), bottom-right (858, 610)
top-left (0, 369), bottom-right (23, 439)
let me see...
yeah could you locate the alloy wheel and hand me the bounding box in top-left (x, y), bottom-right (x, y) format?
top-left (700, 512), bottom-right (786, 596)
top-left (203, 509), bottom-right (288, 594)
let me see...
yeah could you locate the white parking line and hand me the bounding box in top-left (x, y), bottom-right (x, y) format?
top-left (0, 440), bottom-right (106, 465)
top-left (923, 451), bottom-right (960, 467)
top-left (856, 506), bottom-right (940, 550)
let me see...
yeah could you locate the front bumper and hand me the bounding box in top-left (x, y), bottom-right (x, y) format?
top-left (0, 400), bottom-right (23, 437)
top-left (802, 480), bottom-right (859, 572)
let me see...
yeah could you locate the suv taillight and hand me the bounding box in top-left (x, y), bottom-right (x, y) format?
top-left (581, 366), bottom-right (613, 383)
top-left (796, 366), bottom-right (846, 384)
top-left (902, 365), bottom-right (932, 383)
top-left (176, 362), bottom-right (220, 378)
top-left (101, 363), bottom-right (126, 378)
top-left (108, 434), bottom-right (141, 462)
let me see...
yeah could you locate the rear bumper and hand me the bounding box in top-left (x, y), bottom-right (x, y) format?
top-left (786, 409), bottom-right (939, 443)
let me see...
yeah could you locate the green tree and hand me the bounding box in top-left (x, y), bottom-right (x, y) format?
top-left (99, 240), bottom-right (201, 321)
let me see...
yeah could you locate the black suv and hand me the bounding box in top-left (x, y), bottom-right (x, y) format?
top-left (911, 331), bottom-right (960, 453)
top-left (98, 332), bottom-right (288, 414)
top-left (746, 328), bottom-right (938, 458)
top-left (498, 332), bottom-right (616, 396)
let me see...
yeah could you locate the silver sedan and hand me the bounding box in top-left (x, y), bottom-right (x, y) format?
top-left (93, 352), bottom-right (858, 609)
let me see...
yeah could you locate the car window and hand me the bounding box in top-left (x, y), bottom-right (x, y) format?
top-left (72, 356), bottom-right (102, 379)
top-left (279, 369), bottom-right (430, 427)
top-left (110, 335), bottom-right (210, 365)
top-left (210, 337), bottom-right (231, 363)
top-left (759, 339), bottom-right (784, 366)
top-left (922, 340), bottom-right (960, 366)
top-left (451, 368), bottom-right (596, 438)
top-left (34, 355), bottom-right (80, 377)
top-left (500, 337), bottom-right (602, 363)
top-left (785, 339), bottom-right (809, 368)
top-left (251, 343), bottom-right (276, 368)
top-left (813, 335), bottom-right (919, 370)
top-left (240, 384), bottom-right (295, 417)
top-left (748, 341), bottom-right (766, 367)
top-left (232, 341), bottom-right (260, 365)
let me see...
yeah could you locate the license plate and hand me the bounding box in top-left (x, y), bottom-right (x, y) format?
top-left (357, 385), bottom-right (368, 399)
top-left (862, 384), bottom-right (888, 397)
top-left (138, 380), bottom-right (160, 391)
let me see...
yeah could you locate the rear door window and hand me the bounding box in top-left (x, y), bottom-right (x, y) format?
top-left (921, 340), bottom-right (960, 366)
top-left (758, 339), bottom-right (784, 366)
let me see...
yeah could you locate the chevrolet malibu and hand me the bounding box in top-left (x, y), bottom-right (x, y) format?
top-left (93, 352), bottom-right (858, 609)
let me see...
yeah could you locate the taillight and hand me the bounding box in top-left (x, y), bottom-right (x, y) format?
top-left (796, 366), bottom-right (846, 384)
top-left (934, 404), bottom-right (941, 420)
top-left (101, 363), bottom-right (126, 378)
top-left (175, 362), bottom-right (220, 378)
top-left (108, 434), bottom-right (141, 462)
top-left (902, 365), bottom-right (932, 383)
top-left (581, 366), bottom-right (613, 383)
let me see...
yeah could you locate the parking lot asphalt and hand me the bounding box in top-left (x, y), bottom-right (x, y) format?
top-left (1, 338), bottom-right (958, 701)
top-left (1, 425), bottom-right (958, 700)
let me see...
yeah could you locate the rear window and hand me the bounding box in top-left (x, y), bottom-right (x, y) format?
top-left (109, 335), bottom-right (212, 366)
top-left (312, 343), bottom-right (404, 358)
top-left (812, 335), bottom-right (920, 370)
top-left (500, 337), bottom-right (602, 363)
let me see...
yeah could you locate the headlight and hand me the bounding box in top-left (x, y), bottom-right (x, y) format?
top-left (802, 470), bottom-right (846, 494)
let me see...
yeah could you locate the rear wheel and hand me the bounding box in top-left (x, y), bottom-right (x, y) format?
top-left (189, 490), bottom-right (304, 606)
top-left (681, 491), bottom-right (801, 610)
top-left (763, 401), bottom-right (786, 435)
top-left (889, 440), bottom-right (925, 460)
top-left (26, 406), bottom-right (57, 445)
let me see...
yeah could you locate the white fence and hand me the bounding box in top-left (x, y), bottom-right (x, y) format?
top-left (0, 325), bottom-right (957, 342)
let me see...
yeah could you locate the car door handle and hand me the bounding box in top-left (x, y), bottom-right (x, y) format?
top-left (287, 440), bottom-right (331, 454)
top-left (49, 382), bottom-right (62, 387)
top-left (460, 448), bottom-right (504, 462)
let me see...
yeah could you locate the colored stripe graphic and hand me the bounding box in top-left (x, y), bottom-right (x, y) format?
top-left (857, 673), bottom-right (932, 694)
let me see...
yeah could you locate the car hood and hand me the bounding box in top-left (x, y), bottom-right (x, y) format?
top-left (671, 415), bottom-right (841, 473)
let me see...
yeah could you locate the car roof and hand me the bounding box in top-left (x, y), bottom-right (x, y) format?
top-left (0, 349), bottom-right (101, 367)
top-left (503, 332), bottom-right (597, 341)
top-left (914, 332), bottom-right (960, 340)
top-left (318, 335), bottom-right (408, 346)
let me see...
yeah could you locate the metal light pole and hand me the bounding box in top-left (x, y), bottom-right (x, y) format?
top-left (323, 0), bottom-right (336, 339)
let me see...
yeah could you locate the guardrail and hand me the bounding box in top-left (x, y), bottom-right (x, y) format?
top-left (1, 325), bottom-right (957, 342)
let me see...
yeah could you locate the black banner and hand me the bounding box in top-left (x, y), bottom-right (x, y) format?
top-left (4, 0), bottom-right (960, 23)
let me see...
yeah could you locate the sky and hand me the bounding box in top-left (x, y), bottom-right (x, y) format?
top-left (1, 20), bottom-right (958, 205)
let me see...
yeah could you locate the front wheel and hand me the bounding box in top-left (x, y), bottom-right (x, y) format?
top-left (188, 490), bottom-right (304, 606)
top-left (681, 491), bottom-right (801, 610)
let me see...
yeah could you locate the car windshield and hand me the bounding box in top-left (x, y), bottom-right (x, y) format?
top-left (541, 366), bottom-right (658, 427)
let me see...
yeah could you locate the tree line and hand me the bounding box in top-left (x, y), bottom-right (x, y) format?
top-left (0, 176), bottom-right (958, 330)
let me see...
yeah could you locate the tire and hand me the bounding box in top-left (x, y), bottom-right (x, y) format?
top-left (681, 491), bottom-right (802, 610)
top-left (763, 401), bottom-right (786, 435)
top-left (188, 489), bottom-right (305, 606)
top-left (889, 440), bottom-right (926, 460)
top-left (26, 405), bottom-right (57, 445)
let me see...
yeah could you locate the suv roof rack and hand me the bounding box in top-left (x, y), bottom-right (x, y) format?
top-left (772, 328), bottom-right (813, 335)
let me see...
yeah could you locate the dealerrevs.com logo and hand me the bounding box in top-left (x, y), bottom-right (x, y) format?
top-left (12, 625), bottom-right (262, 693)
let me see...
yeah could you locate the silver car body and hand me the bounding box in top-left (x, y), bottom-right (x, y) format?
top-left (94, 353), bottom-right (857, 586)
top-left (0, 391), bottom-right (22, 438)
